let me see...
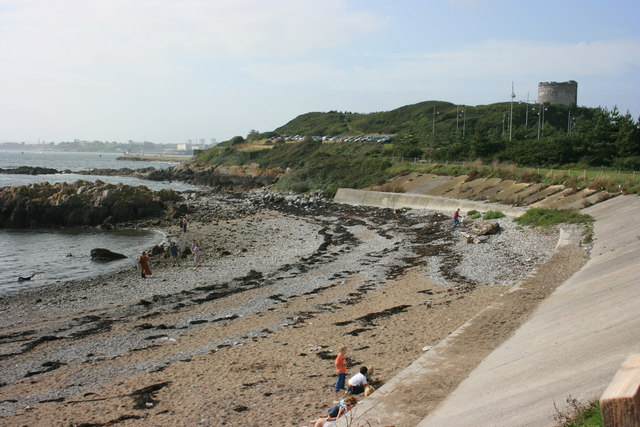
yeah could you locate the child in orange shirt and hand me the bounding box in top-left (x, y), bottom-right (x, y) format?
top-left (334, 345), bottom-right (347, 393)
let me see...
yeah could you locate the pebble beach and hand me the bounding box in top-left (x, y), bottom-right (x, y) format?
top-left (0, 192), bottom-right (588, 426)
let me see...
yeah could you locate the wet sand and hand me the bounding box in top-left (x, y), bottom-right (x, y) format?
top-left (0, 195), bottom-right (588, 426)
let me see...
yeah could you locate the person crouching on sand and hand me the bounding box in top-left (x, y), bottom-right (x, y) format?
top-left (345, 366), bottom-right (369, 395)
top-left (138, 251), bottom-right (152, 278)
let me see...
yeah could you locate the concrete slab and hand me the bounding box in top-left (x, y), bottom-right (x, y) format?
top-left (419, 195), bottom-right (640, 426)
top-left (333, 188), bottom-right (527, 217)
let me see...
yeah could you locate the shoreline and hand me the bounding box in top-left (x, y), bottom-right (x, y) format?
top-left (0, 193), bottom-right (588, 426)
top-left (116, 154), bottom-right (193, 162)
top-left (0, 227), bottom-right (166, 297)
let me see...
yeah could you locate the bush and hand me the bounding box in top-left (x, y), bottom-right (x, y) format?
top-left (275, 157), bottom-right (392, 197)
top-left (483, 210), bottom-right (505, 219)
top-left (230, 136), bottom-right (245, 146)
top-left (613, 156), bottom-right (640, 171)
top-left (467, 210), bottom-right (482, 219)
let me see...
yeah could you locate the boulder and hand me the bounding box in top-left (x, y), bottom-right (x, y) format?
top-left (150, 244), bottom-right (165, 256)
top-left (470, 222), bottom-right (500, 236)
top-left (90, 248), bottom-right (127, 261)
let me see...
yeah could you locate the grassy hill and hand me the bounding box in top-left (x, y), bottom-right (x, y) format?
top-left (272, 100), bottom-right (581, 145)
top-left (197, 99), bottom-right (640, 196)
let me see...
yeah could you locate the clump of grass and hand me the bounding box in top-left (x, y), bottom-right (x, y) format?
top-left (483, 210), bottom-right (505, 220)
top-left (553, 396), bottom-right (602, 427)
top-left (378, 183), bottom-right (405, 193)
top-left (582, 225), bottom-right (594, 244)
top-left (515, 208), bottom-right (594, 228)
top-left (467, 210), bottom-right (482, 219)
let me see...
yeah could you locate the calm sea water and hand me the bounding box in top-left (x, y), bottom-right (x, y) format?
top-left (0, 228), bottom-right (163, 294)
top-left (0, 149), bottom-right (195, 295)
top-left (0, 150), bottom-right (198, 191)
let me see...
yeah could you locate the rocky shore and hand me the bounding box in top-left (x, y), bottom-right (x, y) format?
top-left (0, 180), bottom-right (181, 228)
top-left (0, 190), bottom-right (589, 426)
top-left (0, 163), bottom-right (284, 191)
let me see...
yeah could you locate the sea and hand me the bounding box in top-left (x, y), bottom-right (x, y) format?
top-left (0, 149), bottom-right (200, 295)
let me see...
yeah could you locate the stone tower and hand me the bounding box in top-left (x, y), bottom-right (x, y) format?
top-left (537, 80), bottom-right (578, 105)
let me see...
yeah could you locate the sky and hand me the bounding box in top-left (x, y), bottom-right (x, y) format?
top-left (1, 0), bottom-right (639, 144)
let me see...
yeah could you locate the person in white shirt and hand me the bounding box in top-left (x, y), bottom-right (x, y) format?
top-left (346, 366), bottom-right (369, 395)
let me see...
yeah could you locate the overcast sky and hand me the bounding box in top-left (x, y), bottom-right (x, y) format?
top-left (1, 0), bottom-right (639, 144)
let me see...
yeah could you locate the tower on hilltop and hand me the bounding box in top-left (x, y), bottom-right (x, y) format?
top-left (537, 80), bottom-right (578, 105)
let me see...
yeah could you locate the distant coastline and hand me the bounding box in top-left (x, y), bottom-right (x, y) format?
top-left (116, 153), bottom-right (193, 162)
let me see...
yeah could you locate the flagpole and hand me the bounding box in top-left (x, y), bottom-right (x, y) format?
top-left (525, 92), bottom-right (530, 128)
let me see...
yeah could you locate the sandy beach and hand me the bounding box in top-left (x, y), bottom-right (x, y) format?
top-left (0, 193), bottom-right (589, 426)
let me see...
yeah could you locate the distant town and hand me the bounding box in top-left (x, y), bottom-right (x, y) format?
top-left (0, 139), bottom-right (218, 155)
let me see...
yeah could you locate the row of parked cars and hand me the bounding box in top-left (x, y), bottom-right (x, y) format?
top-left (276, 135), bottom-right (394, 143)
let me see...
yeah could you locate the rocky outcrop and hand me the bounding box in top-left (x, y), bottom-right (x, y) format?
top-left (470, 222), bottom-right (500, 236)
top-left (0, 180), bottom-right (181, 228)
top-left (459, 222), bottom-right (501, 244)
top-left (246, 188), bottom-right (327, 208)
top-left (0, 166), bottom-right (156, 179)
top-left (2, 162), bottom-right (285, 192)
top-left (77, 167), bottom-right (156, 178)
top-left (90, 248), bottom-right (127, 261)
top-left (147, 163), bottom-right (283, 190)
top-left (0, 166), bottom-right (59, 175)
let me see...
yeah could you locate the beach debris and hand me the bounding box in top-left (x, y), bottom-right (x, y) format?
top-left (459, 232), bottom-right (489, 244)
top-left (130, 382), bottom-right (170, 410)
top-left (24, 360), bottom-right (66, 378)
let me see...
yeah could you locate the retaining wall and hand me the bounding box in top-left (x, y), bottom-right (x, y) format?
top-left (333, 188), bottom-right (527, 217)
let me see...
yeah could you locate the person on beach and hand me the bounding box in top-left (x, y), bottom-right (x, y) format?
top-left (181, 216), bottom-right (188, 233)
top-left (191, 239), bottom-right (201, 267)
top-left (334, 345), bottom-right (347, 393)
top-left (138, 251), bottom-right (152, 278)
top-left (314, 396), bottom-right (357, 427)
top-left (364, 365), bottom-right (374, 385)
top-left (345, 366), bottom-right (369, 395)
top-left (453, 207), bottom-right (461, 227)
top-left (169, 241), bottom-right (179, 267)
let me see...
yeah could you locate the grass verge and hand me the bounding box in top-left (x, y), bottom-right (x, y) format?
top-left (514, 208), bottom-right (594, 228)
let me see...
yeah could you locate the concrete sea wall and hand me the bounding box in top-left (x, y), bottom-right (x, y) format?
top-left (334, 187), bottom-right (527, 217)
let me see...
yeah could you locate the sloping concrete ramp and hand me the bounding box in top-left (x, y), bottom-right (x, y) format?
top-left (334, 188), bottom-right (527, 217)
top-left (379, 172), bottom-right (608, 209)
top-left (418, 195), bottom-right (640, 426)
